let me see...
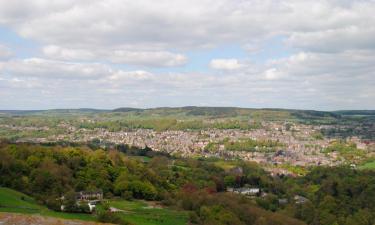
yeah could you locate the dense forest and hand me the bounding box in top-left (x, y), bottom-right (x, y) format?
top-left (1, 140), bottom-right (375, 225)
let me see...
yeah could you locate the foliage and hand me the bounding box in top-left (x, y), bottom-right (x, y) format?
top-left (283, 166), bottom-right (375, 225)
top-left (322, 140), bottom-right (366, 163)
top-left (107, 199), bottom-right (188, 225)
top-left (204, 138), bottom-right (282, 153)
top-left (2, 141), bottom-right (375, 225)
top-left (224, 138), bottom-right (282, 152)
top-left (358, 159), bottom-right (375, 170)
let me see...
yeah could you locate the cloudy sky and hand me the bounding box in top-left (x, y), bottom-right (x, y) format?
top-left (0, 0), bottom-right (374, 110)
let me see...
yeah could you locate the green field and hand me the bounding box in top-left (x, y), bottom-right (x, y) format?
top-left (0, 187), bottom-right (188, 225)
top-left (0, 187), bottom-right (95, 221)
top-left (213, 160), bottom-right (238, 171)
top-left (359, 160), bottom-right (375, 170)
top-left (128, 155), bottom-right (152, 163)
top-left (107, 199), bottom-right (188, 225)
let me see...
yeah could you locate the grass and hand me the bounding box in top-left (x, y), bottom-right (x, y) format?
top-left (213, 160), bottom-right (238, 171)
top-left (0, 187), bottom-right (95, 221)
top-left (0, 188), bottom-right (188, 224)
top-left (128, 155), bottom-right (152, 163)
top-left (107, 199), bottom-right (188, 225)
top-left (278, 164), bottom-right (308, 176)
top-left (358, 160), bottom-right (375, 170)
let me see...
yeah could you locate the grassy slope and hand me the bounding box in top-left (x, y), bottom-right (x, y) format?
top-left (0, 187), bottom-right (188, 225)
top-left (107, 199), bottom-right (188, 225)
top-left (359, 160), bottom-right (375, 170)
top-left (0, 187), bottom-right (95, 221)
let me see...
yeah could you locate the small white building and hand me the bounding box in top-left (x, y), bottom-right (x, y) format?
top-left (88, 200), bottom-right (99, 212)
top-left (227, 187), bottom-right (260, 196)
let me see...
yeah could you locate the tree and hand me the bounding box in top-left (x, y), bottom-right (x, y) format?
top-left (63, 190), bottom-right (78, 212)
top-left (254, 217), bottom-right (268, 225)
top-left (224, 176), bottom-right (236, 187)
top-left (128, 180), bottom-right (157, 200)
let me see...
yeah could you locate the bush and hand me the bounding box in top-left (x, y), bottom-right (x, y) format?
top-left (44, 196), bottom-right (61, 211)
top-left (122, 191), bottom-right (133, 200)
top-left (127, 180), bottom-right (157, 200)
top-left (97, 211), bottom-right (133, 225)
top-left (79, 203), bottom-right (91, 213)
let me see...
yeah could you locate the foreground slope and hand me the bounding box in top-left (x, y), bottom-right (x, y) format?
top-left (0, 187), bottom-right (96, 221)
top-left (0, 213), bottom-right (110, 225)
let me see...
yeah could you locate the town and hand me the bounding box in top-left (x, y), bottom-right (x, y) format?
top-left (2, 116), bottom-right (374, 176)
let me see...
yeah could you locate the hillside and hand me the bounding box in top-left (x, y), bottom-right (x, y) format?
top-left (0, 213), bottom-right (108, 225)
top-left (0, 187), bottom-right (96, 221)
top-left (0, 143), bottom-right (308, 225)
top-left (1, 107), bottom-right (374, 122)
top-left (2, 142), bottom-right (375, 225)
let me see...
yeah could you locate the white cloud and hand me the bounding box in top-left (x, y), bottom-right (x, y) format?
top-left (287, 26), bottom-right (375, 52)
top-left (0, 0), bottom-right (372, 50)
top-left (1, 51), bottom-right (374, 110)
top-left (0, 1), bottom-right (299, 50)
top-left (263, 68), bottom-right (282, 80)
top-left (109, 50), bottom-right (187, 67)
top-left (42, 45), bottom-right (96, 61)
top-left (209, 59), bottom-right (245, 70)
top-left (42, 45), bottom-right (187, 67)
top-left (0, 0), bottom-right (375, 109)
top-left (268, 50), bottom-right (375, 78)
top-left (0, 58), bottom-right (112, 79)
top-left (0, 45), bottom-right (13, 60)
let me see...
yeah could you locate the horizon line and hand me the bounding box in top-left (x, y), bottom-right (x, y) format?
top-left (1, 106), bottom-right (374, 112)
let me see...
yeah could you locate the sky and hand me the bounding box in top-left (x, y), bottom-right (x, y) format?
top-left (0, 0), bottom-right (374, 110)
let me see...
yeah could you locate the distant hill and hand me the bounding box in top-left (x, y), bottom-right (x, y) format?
top-left (111, 106), bottom-right (343, 122)
top-left (0, 108), bottom-right (110, 115)
top-left (45, 108), bottom-right (110, 114)
top-left (1, 107), bottom-right (374, 122)
top-left (290, 110), bottom-right (342, 120)
top-left (0, 110), bottom-right (46, 115)
top-left (112, 107), bottom-right (143, 112)
top-left (334, 110), bottom-right (375, 116)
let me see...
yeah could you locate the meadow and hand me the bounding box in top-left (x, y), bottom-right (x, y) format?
top-left (0, 187), bottom-right (96, 221)
top-left (359, 160), bottom-right (375, 170)
top-left (0, 187), bottom-right (188, 225)
top-left (106, 199), bottom-right (188, 225)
